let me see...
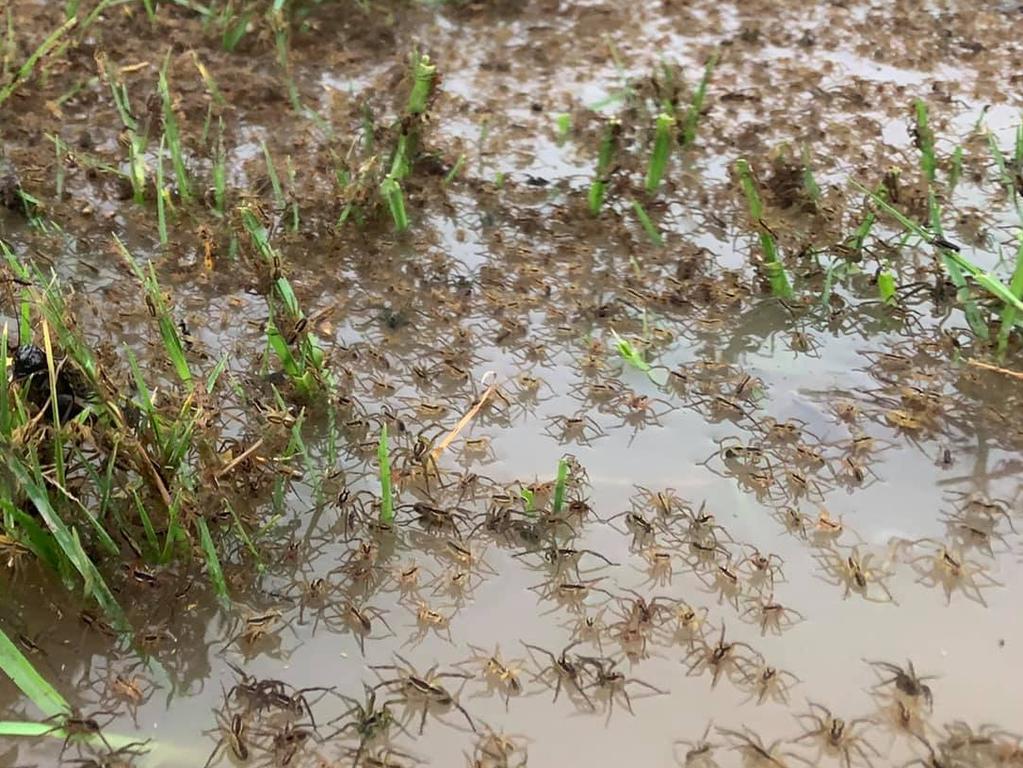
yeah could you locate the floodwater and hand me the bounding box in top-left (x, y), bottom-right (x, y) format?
top-left (2, 0), bottom-right (1023, 766)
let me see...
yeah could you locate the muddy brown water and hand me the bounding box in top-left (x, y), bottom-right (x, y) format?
top-left (3, 1), bottom-right (1023, 766)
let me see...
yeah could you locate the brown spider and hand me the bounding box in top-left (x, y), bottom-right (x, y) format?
top-left (685, 622), bottom-right (761, 688)
top-left (795, 702), bottom-right (880, 768)
top-left (814, 546), bottom-right (896, 604)
top-left (902, 538), bottom-right (1002, 607)
top-left (740, 594), bottom-right (804, 636)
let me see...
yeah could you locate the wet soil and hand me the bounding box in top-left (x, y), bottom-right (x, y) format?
top-left (3, 1), bottom-right (1023, 766)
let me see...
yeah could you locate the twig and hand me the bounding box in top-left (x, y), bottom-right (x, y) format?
top-left (967, 359), bottom-right (1023, 381)
top-left (430, 371), bottom-right (497, 462)
top-left (215, 438), bottom-right (265, 479)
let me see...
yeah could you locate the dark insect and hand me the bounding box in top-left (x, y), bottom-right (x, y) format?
top-left (10, 343), bottom-right (90, 421)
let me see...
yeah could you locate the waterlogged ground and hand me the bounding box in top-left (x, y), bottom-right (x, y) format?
top-left (3, 1), bottom-right (1023, 766)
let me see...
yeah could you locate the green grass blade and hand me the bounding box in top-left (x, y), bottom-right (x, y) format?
top-left (159, 53), bottom-right (192, 204)
top-left (552, 458), bottom-right (569, 515)
top-left (380, 175), bottom-right (408, 232)
top-left (378, 424), bottom-right (393, 524)
top-left (156, 133), bottom-right (168, 245)
top-left (7, 454), bottom-right (128, 630)
top-left (680, 52), bottom-right (716, 147)
top-left (631, 199), bottom-right (663, 246)
top-left (196, 515), bottom-right (229, 601)
top-left (589, 118), bottom-right (620, 215)
top-left (645, 113), bottom-right (675, 193)
top-left (997, 234), bottom-right (1023, 354)
top-left (406, 51), bottom-right (436, 115)
top-left (736, 159), bottom-right (792, 298)
top-left (0, 628), bottom-right (69, 718)
top-left (914, 99), bottom-right (937, 184)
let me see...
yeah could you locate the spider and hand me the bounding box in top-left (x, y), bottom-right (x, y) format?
top-left (685, 622), bottom-right (761, 688)
top-left (740, 595), bottom-right (804, 636)
top-left (902, 539), bottom-right (1002, 607)
top-left (865, 659), bottom-right (935, 712)
top-left (544, 413), bottom-right (605, 445)
top-left (814, 546), bottom-right (896, 604)
top-left (740, 662), bottom-right (800, 705)
top-left (738, 545), bottom-right (785, 590)
top-left (327, 683), bottom-right (408, 767)
top-left (577, 655), bottom-right (667, 724)
top-left (336, 601), bottom-right (393, 655)
top-left (370, 654), bottom-right (475, 735)
top-left (521, 640), bottom-right (594, 710)
top-left (673, 721), bottom-right (720, 767)
top-left (718, 725), bottom-right (809, 767)
top-left (795, 701), bottom-right (880, 768)
top-left (457, 644), bottom-right (525, 709)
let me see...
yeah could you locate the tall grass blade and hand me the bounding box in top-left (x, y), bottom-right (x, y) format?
top-left (378, 424), bottom-right (393, 524)
top-left (588, 119), bottom-right (619, 215)
top-left (159, 53), bottom-right (192, 204)
top-left (631, 199), bottom-right (663, 246)
top-left (0, 628), bottom-right (69, 718)
top-left (406, 52), bottom-right (436, 115)
top-left (914, 99), bottom-right (937, 184)
top-left (552, 458), bottom-right (569, 515)
top-left (196, 516), bottom-right (229, 601)
top-left (645, 113), bottom-right (675, 193)
top-left (680, 52), bottom-right (716, 147)
top-left (997, 234), bottom-right (1023, 354)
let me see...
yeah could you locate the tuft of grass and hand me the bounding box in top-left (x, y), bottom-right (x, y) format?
top-left (520, 486), bottom-right (535, 516)
top-left (680, 52), bottom-right (717, 147)
top-left (378, 424), bottom-right (394, 524)
top-left (0, 16), bottom-right (77, 108)
top-left (117, 238), bottom-right (193, 387)
top-left (857, 181), bottom-right (1023, 335)
top-left (735, 159), bottom-right (793, 298)
top-left (645, 113), bottom-right (675, 193)
top-left (588, 118), bottom-right (620, 215)
top-left (914, 99), bottom-right (937, 184)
